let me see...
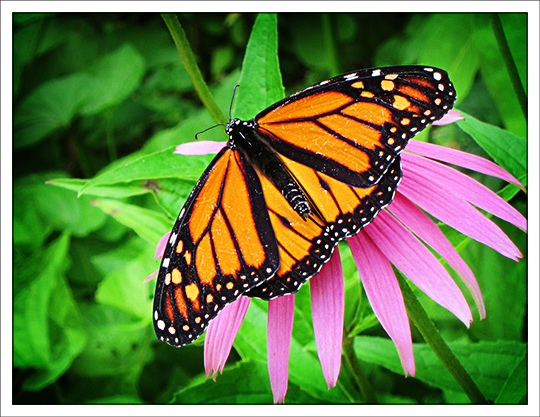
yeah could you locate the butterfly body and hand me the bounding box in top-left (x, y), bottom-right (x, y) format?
top-left (153, 65), bottom-right (456, 347)
top-left (226, 118), bottom-right (312, 218)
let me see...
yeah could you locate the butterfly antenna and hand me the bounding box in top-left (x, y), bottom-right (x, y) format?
top-left (229, 84), bottom-right (240, 120)
top-left (195, 84), bottom-right (239, 140)
top-left (194, 123), bottom-right (226, 140)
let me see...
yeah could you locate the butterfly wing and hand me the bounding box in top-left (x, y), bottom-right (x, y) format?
top-left (153, 147), bottom-right (280, 346)
top-left (246, 156), bottom-right (402, 299)
top-left (255, 65), bottom-right (455, 189)
top-left (154, 65), bottom-right (457, 344)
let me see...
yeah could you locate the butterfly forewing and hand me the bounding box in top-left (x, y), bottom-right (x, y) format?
top-left (153, 147), bottom-right (280, 346)
top-left (256, 66), bottom-right (455, 189)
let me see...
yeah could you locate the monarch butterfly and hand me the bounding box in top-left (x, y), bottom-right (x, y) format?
top-left (153, 65), bottom-right (456, 347)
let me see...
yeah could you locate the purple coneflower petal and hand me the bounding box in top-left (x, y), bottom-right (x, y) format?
top-left (154, 231), bottom-right (171, 259)
top-left (365, 210), bottom-right (473, 327)
top-left (400, 163), bottom-right (523, 261)
top-left (432, 110), bottom-right (465, 126)
top-left (175, 140), bottom-right (227, 155)
top-left (348, 231), bottom-right (415, 376)
top-left (406, 139), bottom-right (524, 189)
top-left (310, 250), bottom-right (344, 389)
top-left (267, 294), bottom-right (295, 404)
top-left (388, 192), bottom-right (486, 319)
top-left (204, 296), bottom-right (251, 380)
top-left (403, 153), bottom-right (526, 232)
top-left (142, 270), bottom-right (158, 284)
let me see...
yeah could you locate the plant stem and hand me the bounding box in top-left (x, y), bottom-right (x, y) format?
top-left (342, 335), bottom-right (378, 404)
top-left (161, 13), bottom-right (228, 125)
top-left (490, 13), bottom-right (527, 121)
top-left (397, 274), bottom-right (489, 404)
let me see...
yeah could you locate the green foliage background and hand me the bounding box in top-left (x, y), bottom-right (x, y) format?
top-left (13, 13), bottom-right (527, 405)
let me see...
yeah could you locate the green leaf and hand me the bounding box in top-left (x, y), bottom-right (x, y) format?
top-left (80, 44), bottom-right (146, 115)
top-left (70, 303), bottom-right (150, 377)
top-left (494, 354), bottom-right (527, 404)
top-left (14, 233), bottom-right (70, 369)
top-left (464, 214), bottom-right (527, 342)
top-left (91, 198), bottom-right (172, 245)
top-left (474, 14), bottom-right (527, 138)
top-left (14, 73), bottom-right (97, 148)
top-left (173, 360), bottom-right (273, 404)
top-left (354, 337), bottom-right (526, 402)
top-left (15, 173), bottom-right (107, 238)
top-left (80, 147), bottom-right (212, 196)
top-left (48, 177), bottom-right (153, 198)
top-left (234, 299), bottom-right (354, 403)
top-left (376, 14), bottom-right (480, 104)
top-left (233, 13), bottom-right (285, 120)
top-left (457, 111), bottom-right (527, 181)
top-left (96, 252), bottom-right (155, 321)
top-left (14, 232), bottom-right (87, 390)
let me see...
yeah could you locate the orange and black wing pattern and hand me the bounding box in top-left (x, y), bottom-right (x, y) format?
top-left (246, 156), bottom-right (401, 299)
top-left (153, 147), bottom-right (280, 346)
top-left (256, 65), bottom-right (455, 188)
top-left (153, 65), bottom-right (456, 347)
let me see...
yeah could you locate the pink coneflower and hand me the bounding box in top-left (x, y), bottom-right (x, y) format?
top-left (148, 111), bottom-right (526, 404)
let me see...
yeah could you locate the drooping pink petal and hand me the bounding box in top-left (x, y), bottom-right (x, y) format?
top-left (403, 152), bottom-right (527, 231)
top-left (365, 210), bottom-right (473, 327)
top-left (400, 162), bottom-right (523, 261)
top-left (432, 110), bottom-right (465, 125)
top-left (267, 294), bottom-right (295, 404)
top-left (387, 192), bottom-right (486, 319)
top-left (142, 270), bottom-right (158, 284)
top-left (154, 232), bottom-right (171, 259)
top-left (406, 139), bottom-right (524, 189)
top-left (204, 297), bottom-right (251, 380)
top-left (310, 250), bottom-right (344, 389)
top-left (174, 140), bottom-right (227, 155)
top-left (348, 231), bottom-right (415, 376)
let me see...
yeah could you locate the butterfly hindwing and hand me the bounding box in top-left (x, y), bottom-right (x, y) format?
top-left (256, 65), bottom-right (455, 189)
top-left (246, 156), bottom-right (402, 299)
top-left (153, 147), bottom-right (280, 346)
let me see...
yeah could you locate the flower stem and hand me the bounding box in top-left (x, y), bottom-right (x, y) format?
top-left (397, 274), bottom-right (489, 404)
top-left (342, 335), bottom-right (378, 404)
top-left (490, 13), bottom-right (527, 121)
top-left (161, 13), bottom-right (228, 125)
